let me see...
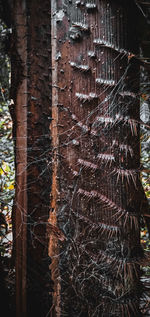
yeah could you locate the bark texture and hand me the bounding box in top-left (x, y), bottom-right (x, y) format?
top-left (12, 1), bottom-right (147, 317)
top-left (12, 1), bottom-right (27, 316)
top-left (49, 1), bottom-right (144, 316)
top-left (26, 1), bottom-right (52, 316)
top-left (12, 1), bottom-right (52, 316)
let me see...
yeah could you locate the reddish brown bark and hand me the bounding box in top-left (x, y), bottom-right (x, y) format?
top-left (12, 0), bottom-right (52, 316)
top-left (12, 1), bottom-right (27, 316)
top-left (49, 1), bottom-right (144, 316)
top-left (26, 0), bottom-right (52, 315)
top-left (12, 1), bottom-right (147, 317)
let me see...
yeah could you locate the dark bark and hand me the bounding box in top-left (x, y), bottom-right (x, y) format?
top-left (49, 1), bottom-right (145, 316)
top-left (12, 1), bottom-right (52, 316)
top-left (140, 11), bottom-right (150, 236)
top-left (26, 0), bottom-right (52, 316)
top-left (11, 0), bottom-right (148, 316)
top-left (11, 2), bottom-right (28, 316)
top-left (0, 258), bottom-right (11, 315)
top-left (0, 0), bottom-right (12, 28)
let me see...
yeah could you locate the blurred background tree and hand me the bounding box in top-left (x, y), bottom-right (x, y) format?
top-left (0, 19), bottom-right (15, 316)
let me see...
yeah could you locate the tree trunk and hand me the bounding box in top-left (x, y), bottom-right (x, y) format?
top-left (12, 0), bottom-right (146, 316)
top-left (12, 1), bottom-right (27, 315)
top-left (12, 1), bottom-right (52, 316)
top-left (49, 1), bottom-right (144, 316)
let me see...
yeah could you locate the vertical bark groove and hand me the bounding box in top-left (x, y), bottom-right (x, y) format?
top-left (50, 1), bottom-right (144, 316)
top-left (13, 1), bottom-right (147, 316)
top-left (49, 1), bottom-right (61, 314)
top-left (13, 1), bottom-right (52, 316)
top-left (26, 0), bottom-right (52, 316)
top-left (12, 1), bottom-right (28, 315)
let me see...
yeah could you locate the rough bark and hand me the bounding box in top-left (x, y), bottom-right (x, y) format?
top-left (12, 1), bottom-right (27, 316)
top-left (140, 11), bottom-right (150, 236)
top-left (12, 0), bottom-right (148, 316)
top-left (12, 1), bottom-right (52, 316)
top-left (26, 0), bottom-right (52, 316)
top-left (49, 1), bottom-right (145, 316)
